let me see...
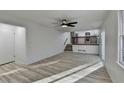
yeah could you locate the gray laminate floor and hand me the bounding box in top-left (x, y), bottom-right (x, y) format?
top-left (0, 52), bottom-right (111, 83)
top-left (75, 66), bottom-right (112, 83)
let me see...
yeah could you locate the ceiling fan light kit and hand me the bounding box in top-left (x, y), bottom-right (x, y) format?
top-left (61, 25), bottom-right (68, 27)
top-left (55, 19), bottom-right (78, 27)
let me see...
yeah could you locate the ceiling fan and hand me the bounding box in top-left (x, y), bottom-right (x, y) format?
top-left (61, 19), bottom-right (78, 27)
top-left (53, 19), bottom-right (78, 27)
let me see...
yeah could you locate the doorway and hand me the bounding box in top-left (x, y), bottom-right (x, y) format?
top-left (0, 23), bottom-right (26, 65)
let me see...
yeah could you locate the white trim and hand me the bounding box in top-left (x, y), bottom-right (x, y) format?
top-left (117, 61), bottom-right (124, 69)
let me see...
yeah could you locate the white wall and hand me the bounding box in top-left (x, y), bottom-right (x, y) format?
top-left (27, 25), bottom-right (67, 64)
top-left (64, 32), bottom-right (71, 44)
top-left (99, 30), bottom-right (105, 61)
top-left (0, 13), bottom-right (67, 65)
top-left (102, 11), bottom-right (124, 82)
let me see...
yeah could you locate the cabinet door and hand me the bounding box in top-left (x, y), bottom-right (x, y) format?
top-left (73, 45), bottom-right (78, 52)
top-left (85, 46), bottom-right (98, 54)
top-left (78, 45), bottom-right (86, 53)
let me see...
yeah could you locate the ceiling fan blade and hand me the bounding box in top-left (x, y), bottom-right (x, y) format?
top-left (67, 24), bottom-right (75, 27)
top-left (68, 22), bottom-right (78, 24)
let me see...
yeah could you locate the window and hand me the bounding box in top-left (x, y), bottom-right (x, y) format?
top-left (118, 11), bottom-right (124, 66)
top-left (119, 36), bottom-right (124, 65)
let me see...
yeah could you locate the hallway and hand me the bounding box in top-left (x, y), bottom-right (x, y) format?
top-left (0, 52), bottom-right (111, 83)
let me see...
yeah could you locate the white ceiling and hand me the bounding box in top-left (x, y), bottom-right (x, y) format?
top-left (0, 10), bottom-right (110, 32)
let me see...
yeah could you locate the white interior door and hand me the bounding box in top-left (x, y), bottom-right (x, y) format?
top-left (0, 23), bottom-right (15, 65)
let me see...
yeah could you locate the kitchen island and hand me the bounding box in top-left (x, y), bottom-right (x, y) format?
top-left (72, 44), bottom-right (99, 54)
